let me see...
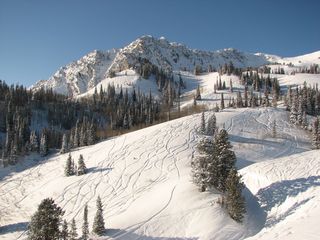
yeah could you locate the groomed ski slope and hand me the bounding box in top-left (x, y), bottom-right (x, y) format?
top-left (0, 107), bottom-right (314, 240)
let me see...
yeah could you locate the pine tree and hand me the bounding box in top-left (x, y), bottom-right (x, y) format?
top-left (312, 118), bottom-right (320, 149)
top-left (220, 93), bottom-right (225, 109)
top-left (28, 198), bottom-right (64, 240)
top-left (77, 154), bottom-right (87, 175)
top-left (65, 153), bottom-right (75, 177)
top-left (69, 218), bottom-right (78, 240)
top-left (200, 112), bottom-right (206, 134)
top-left (214, 129), bottom-right (236, 192)
top-left (29, 130), bottom-right (39, 152)
top-left (40, 131), bottom-right (48, 157)
top-left (225, 168), bottom-right (246, 223)
top-left (206, 113), bottom-right (217, 136)
top-left (60, 220), bottom-right (69, 240)
top-left (82, 204), bottom-right (89, 240)
top-left (87, 122), bottom-right (97, 146)
top-left (192, 137), bottom-right (212, 191)
top-left (73, 120), bottom-right (80, 148)
top-left (290, 93), bottom-right (298, 124)
top-left (60, 133), bottom-right (68, 154)
top-left (92, 196), bottom-right (105, 236)
top-left (195, 85), bottom-right (201, 100)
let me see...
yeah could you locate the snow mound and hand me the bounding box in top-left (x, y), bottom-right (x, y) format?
top-left (241, 150), bottom-right (320, 240)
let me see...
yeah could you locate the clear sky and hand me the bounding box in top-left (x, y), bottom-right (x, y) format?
top-left (0, 0), bottom-right (319, 86)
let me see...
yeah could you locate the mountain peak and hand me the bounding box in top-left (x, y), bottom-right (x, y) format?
top-left (30, 36), bottom-right (320, 98)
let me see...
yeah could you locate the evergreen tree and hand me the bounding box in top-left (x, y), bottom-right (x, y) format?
top-left (73, 120), bottom-right (80, 148)
top-left (200, 112), bottom-right (206, 134)
top-left (214, 129), bottom-right (236, 192)
top-left (191, 137), bottom-right (215, 192)
top-left (206, 113), bottom-right (217, 136)
top-left (195, 85), bottom-right (201, 100)
top-left (82, 204), bottom-right (89, 240)
top-left (290, 93), bottom-right (298, 125)
top-left (220, 93), bottom-right (225, 109)
top-left (60, 220), bottom-right (69, 240)
top-left (312, 118), bottom-right (320, 149)
top-left (87, 122), bottom-right (97, 146)
top-left (77, 154), bottom-right (87, 175)
top-left (69, 218), bottom-right (78, 240)
top-left (40, 131), bottom-right (48, 157)
top-left (92, 196), bottom-right (105, 236)
top-left (29, 130), bottom-right (39, 152)
top-left (28, 198), bottom-right (64, 240)
top-left (60, 133), bottom-right (69, 154)
top-left (65, 153), bottom-right (75, 176)
top-left (225, 168), bottom-right (246, 223)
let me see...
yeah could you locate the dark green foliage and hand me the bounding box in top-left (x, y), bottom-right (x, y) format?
top-left (28, 198), bottom-right (64, 240)
top-left (92, 196), bottom-right (105, 236)
top-left (60, 220), bottom-right (69, 240)
top-left (312, 117), bottom-right (320, 149)
top-left (60, 133), bottom-right (68, 154)
top-left (214, 129), bottom-right (236, 192)
top-left (69, 218), bottom-right (78, 240)
top-left (77, 154), bottom-right (87, 175)
top-left (206, 113), bottom-right (217, 136)
top-left (39, 131), bottom-right (49, 157)
top-left (225, 168), bottom-right (246, 223)
top-left (200, 112), bottom-right (206, 134)
top-left (82, 204), bottom-right (89, 240)
top-left (65, 153), bottom-right (75, 177)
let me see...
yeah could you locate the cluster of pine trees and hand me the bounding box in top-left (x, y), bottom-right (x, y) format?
top-left (192, 112), bottom-right (246, 222)
top-left (312, 117), bottom-right (320, 149)
top-left (0, 77), bottom-right (168, 167)
top-left (28, 196), bottom-right (105, 239)
top-left (65, 154), bottom-right (87, 176)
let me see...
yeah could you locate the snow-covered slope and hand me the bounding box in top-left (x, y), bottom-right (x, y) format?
top-left (0, 107), bottom-right (312, 240)
top-left (241, 150), bottom-right (320, 240)
top-left (259, 51), bottom-right (320, 66)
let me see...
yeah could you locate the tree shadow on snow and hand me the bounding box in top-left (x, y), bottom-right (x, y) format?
top-left (86, 166), bottom-right (113, 173)
top-left (105, 228), bottom-right (198, 240)
top-left (0, 222), bottom-right (28, 235)
top-left (256, 176), bottom-right (320, 226)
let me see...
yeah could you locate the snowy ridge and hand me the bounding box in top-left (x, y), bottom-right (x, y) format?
top-left (31, 49), bottom-right (118, 97)
top-left (108, 35), bottom-right (269, 74)
top-left (30, 36), bottom-right (320, 97)
top-left (29, 36), bottom-right (276, 97)
top-left (255, 50), bottom-right (320, 66)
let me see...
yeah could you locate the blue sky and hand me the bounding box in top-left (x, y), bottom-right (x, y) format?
top-left (0, 0), bottom-right (319, 86)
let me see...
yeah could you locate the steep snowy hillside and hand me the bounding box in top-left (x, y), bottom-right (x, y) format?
top-left (241, 150), bottom-right (320, 240)
top-left (31, 49), bottom-right (118, 97)
top-left (0, 107), bottom-right (312, 240)
top-left (30, 36), bottom-right (272, 97)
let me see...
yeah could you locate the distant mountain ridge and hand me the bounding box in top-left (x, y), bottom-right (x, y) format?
top-left (30, 35), bottom-right (320, 97)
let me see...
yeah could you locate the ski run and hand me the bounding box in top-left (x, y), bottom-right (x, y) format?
top-left (1, 106), bottom-right (319, 240)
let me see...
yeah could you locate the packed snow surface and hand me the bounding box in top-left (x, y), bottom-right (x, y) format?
top-left (0, 107), bottom-right (315, 240)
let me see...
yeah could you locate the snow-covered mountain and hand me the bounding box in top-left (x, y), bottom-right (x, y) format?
top-left (30, 36), bottom-right (272, 97)
top-left (31, 49), bottom-right (119, 97)
top-left (30, 36), bottom-right (320, 98)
